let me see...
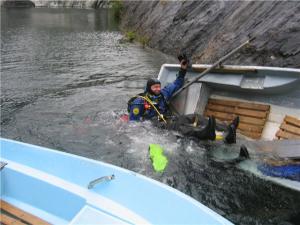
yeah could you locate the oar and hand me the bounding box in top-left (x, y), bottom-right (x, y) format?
top-left (170, 37), bottom-right (255, 101)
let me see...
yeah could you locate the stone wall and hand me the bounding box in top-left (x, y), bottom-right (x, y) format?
top-left (121, 1), bottom-right (300, 68)
top-left (0, 0), bottom-right (111, 8)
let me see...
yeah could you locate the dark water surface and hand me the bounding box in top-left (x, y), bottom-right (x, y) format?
top-left (1, 8), bottom-right (300, 225)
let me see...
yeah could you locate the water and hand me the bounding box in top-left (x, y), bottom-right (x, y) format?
top-left (1, 8), bottom-right (300, 225)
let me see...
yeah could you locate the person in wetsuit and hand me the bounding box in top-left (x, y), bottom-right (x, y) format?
top-left (128, 56), bottom-right (239, 144)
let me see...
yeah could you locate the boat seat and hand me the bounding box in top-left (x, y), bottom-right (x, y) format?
top-left (0, 200), bottom-right (50, 225)
top-left (204, 98), bottom-right (270, 139)
top-left (276, 115), bottom-right (300, 140)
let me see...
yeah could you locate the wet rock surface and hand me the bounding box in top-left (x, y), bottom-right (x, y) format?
top-left (1, 0), bottom-right (35, 7)
top-left (0, 0), bottom-right (111, 8)
top-left (121, 0), bottom-right (300, 68)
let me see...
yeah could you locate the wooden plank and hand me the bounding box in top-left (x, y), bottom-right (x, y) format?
top-left (205, 110), bottom-right (264, 133)
top-left (234, 108), bottom-right (268, 118)
top-left (0, 200), bottom-right (50, 225)
top-left (239, 116), bottom-right (266, 126)
top-left (206, 104), bottom-right (268, 118)
top-left (205, 109), bottom-right (266, 126)
top-left (0, 213), bottom-right (27, 225)
top-left (280, 123), bottom-right (300, 136)
top-left (238, 123), bottom-right (264, 133)
top-left (205, 98), bottom-right (270, 139)
top-left (276, 130), bottom-right (286, 139)
top-left (206, 104), bottom-right (235, 114)
top-left (205, 109), bottom-right (267, 126)
top-left (285, 115), bottom-right (300, 128)
top-left (276, 130), bottom-right (300, 140)
top-left (239, 130), bottom-right (262, 139)
top-left (208, 99), bottom-right (270, 111)
top-left (205, 110), bottom-right (234, 122)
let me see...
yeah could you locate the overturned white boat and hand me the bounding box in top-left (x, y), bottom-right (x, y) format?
top-left (159, 64), bottom-right (300, 191)
top-left (158, 64), bottom-right (300, 140)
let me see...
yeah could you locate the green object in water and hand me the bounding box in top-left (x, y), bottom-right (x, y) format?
top-left (149, 144), bottom-right (168, 172)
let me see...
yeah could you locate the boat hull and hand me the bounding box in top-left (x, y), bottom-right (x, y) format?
top-left (159, 64), bottom-right (300, 94)
top-left (158, 64), bottom-right (300, 140)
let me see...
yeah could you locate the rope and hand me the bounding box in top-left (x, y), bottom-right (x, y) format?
top-left (135, 95), bottom-right (167, 124)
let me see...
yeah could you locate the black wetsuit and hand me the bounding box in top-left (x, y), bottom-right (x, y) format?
top-left (151, 114), bottom-right (237, 143)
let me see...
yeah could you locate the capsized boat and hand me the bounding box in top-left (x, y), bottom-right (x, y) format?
top-left (158, 64), bottom-right (300, 140)
top-left (0, 138), bottom-right (233, 225)
top-left (158, 64), bottom-right (300, 191)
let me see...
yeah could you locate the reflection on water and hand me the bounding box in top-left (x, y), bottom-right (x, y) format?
top-left (1, 8), bottom-right (300, 225)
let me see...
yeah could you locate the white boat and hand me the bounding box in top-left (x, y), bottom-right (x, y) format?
top-left (158, 64), bottom-right (300, 140)
top-left (158, 64), bottom-right (300, 191)
top-left (0, 138), bottom-right (233, 224)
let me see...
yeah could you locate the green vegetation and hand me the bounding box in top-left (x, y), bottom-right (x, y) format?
top-left (159, 0), bottom-right (168, 6)
top-left (125, 31), bottom-right (137, 42)
top-left (124, 30), bottom-right (150, 47)
top-left (139, 35), bottom-right (150, 48)
top-left (111, 0), bottom-right (123, 20)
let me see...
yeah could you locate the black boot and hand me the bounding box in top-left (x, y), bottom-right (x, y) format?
top-left (193, 116), bottom-right (216, 140)
top-left (232, 116), bottom-right (240, 129)
top-left (239, 145), bottom-right (250, 159)
top-left (225, 116), bottom-right (239, 144)
top-left (226, 145), bottom-right (250, 165)
top-left (207, 116), bottom-right (216, 140)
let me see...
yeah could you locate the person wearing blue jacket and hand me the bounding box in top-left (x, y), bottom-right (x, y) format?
top-left (129, 60), bottom-right (187, 122)
top-left (128, 56), bottom-right (239, 143)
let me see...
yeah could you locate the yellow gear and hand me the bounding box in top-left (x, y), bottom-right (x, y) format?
top-left (133, 107), bottom-right (140, 115)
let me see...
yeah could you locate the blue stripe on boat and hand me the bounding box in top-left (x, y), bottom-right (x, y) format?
top-left (258, 163), bottom-right (300, 182)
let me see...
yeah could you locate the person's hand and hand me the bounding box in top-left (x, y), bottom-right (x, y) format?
top-left (180, 60), bottom-right (188, 70)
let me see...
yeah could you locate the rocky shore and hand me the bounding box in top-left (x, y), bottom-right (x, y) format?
top-left (2, 0), bottom-right (299, 68)
top-left (121, 1), bottom-right (300, 68)
top-left (0, 0), bottom-right (110, 8)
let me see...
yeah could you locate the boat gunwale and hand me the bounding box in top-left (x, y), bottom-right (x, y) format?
top-left (160, 64), bottom-right (300, 74)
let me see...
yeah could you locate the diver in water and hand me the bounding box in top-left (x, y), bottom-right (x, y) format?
top-left (127, 54), bottom-right (239, 144)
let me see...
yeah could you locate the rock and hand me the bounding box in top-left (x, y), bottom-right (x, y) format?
top-left (1, 0), bottom-right (35, 7)
top-left (0, 0), bottom-right (111, 8)
top-left (121, 1), bottom-right (300, 68)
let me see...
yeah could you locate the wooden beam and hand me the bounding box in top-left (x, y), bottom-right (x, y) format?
top-left (234, 108), bottom-right (268, 118)
top-left (280, 123), bottom-right (300, 136)
top-left (0, 200), bottom-right (50, 225)
top-left (285, 115), bottom-right (300, 128)
top-left (239, 116), bottom-right (266, 126)
top-left (276, 130), bottom-right (300, 140)
top-left (205, 110), bottom-right (234, 122)
top-left (205, 109), bottom-right (266, 126)
top-left (208, 98), bottom-right (270, 111)
top-left (239, 130), bottom-right (262, 139)
top-left (204, 98), bottom-right (270, 139)
top-left (239, 123), bottom-right (264, 133)
top-left (206, 103), bottom-right (268, 118)
top-left (0, 214), bottom-right (27, 225)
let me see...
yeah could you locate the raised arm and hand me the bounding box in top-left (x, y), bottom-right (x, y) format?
top-left (161, 60), bottom-right (188, 101)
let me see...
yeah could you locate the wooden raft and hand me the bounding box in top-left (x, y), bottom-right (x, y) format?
top-left (204, 98), bottom-right (270, 139)
top-left (276, 115), bottom-right (300, 140)
top-left (0, 200), bottom-right (50, 225)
